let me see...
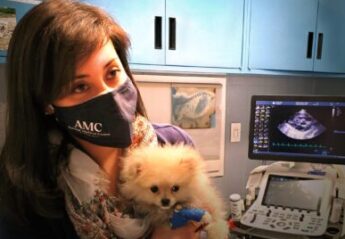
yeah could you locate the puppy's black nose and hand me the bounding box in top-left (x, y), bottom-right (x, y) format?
top-left (161, 198), bottom-right (170, 207)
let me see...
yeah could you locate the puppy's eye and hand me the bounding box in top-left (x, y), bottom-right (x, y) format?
top-left (150, 185), bottom-right (159, 193)
top-left (171, 185), bottom-right (180, 192)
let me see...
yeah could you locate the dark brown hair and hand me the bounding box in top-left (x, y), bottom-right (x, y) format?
top-left (0, 0), bottom-right (146, 224)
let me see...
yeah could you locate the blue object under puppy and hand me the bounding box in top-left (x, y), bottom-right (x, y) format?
top-left (170, 207), bottom-right (206, 229)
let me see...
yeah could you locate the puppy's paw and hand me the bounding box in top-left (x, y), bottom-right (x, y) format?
top-left (204, 219), bottom-right (229, 239)
top-left (200, 211), bottom-right (212, 225)
top-left (174, 204), bottom-right (183, 211)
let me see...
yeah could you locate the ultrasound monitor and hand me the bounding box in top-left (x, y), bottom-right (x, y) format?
top-left (262, 175), bottom-right (326, 211)
top-left (248, 95), bottom-right (345, 164)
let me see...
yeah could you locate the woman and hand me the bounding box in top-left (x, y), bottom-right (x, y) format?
top-left (0, 0), bottom-right (199, 238)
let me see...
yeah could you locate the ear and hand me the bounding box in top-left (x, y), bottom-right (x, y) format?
top-left (179, 156), bottom-right (198, 172)
top-left (123, 161), bottom-right (143, 181)
top-left (45, 104), bottom-right (55, 115)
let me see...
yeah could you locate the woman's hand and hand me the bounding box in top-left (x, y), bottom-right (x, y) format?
top-left (151, 222), bottom-right (200, 239)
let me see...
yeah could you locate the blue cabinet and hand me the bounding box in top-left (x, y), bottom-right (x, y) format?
top-left (249, 0), bottom-right (345, 74)
top-left (84, 0), bottom-right (244, 69)
top-left (84, 0), bottom-right (165, 65)
top-left (164, 0), bottom-right (243, 68)
top-left (314, 0), bottom-right (345, 73)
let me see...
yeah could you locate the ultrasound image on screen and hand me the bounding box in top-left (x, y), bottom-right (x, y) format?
top-left (277, 109), bottom-right (326, 140)
top-left (263, 175), bottom-right (326, 211)
top-left (250, 97), bottom-right (345, 162)
top-left (269, 106), bottom-right (344, 156)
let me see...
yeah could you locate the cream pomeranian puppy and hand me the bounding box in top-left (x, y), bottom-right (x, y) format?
top-left (119, 144), bottom-right (229, 239)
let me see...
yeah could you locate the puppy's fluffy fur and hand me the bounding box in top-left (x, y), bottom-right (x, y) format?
top-left (119, 144), bottom-right (229, 239)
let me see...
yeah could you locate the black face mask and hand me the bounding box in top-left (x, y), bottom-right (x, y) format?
top-left (53, 78), bottom-right (138, 148)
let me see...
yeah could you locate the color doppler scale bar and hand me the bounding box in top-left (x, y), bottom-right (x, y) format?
top-left (253, 151), bottom-right (345, 160)
top-left (271, 142), bottom-right (325, 148)
top-left (256, 100), bottom-right (345, 107)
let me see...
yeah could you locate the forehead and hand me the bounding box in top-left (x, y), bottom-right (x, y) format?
top-left (75, 40), bottom-right (120, 72)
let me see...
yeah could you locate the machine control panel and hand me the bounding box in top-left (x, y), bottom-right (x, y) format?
top-left (241, 205), bottom-right (328, 235)
top-left (241, 172), bottom-right (333, 236)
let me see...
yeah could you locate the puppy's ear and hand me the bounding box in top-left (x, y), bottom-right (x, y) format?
top-left (179, 156), bottom-right (198, 172)
top-left (124, 161), bottom-right (143, 181)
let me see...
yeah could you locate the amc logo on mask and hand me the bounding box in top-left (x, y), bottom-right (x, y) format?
top-left (74, 120), bottom-right (103, 133)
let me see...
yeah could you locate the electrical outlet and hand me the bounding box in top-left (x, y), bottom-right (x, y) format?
top-left (231, 123), bottom-right (241, 142)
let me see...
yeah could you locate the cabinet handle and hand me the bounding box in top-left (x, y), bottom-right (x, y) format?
top-left (154, 16), bottom-right (162, 49)
top-left (316, 33), bottom-right (323, 60)
top-left (306, 32), bottom-right (314, 59)
top-left (169, 17), bottom-right (176, 50)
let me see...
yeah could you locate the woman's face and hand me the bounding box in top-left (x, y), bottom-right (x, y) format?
top-left (53, 40), bottom-right (128, 107)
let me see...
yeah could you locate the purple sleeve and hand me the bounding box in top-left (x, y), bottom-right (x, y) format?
top-left (152, 123), bottom-right (195, 147)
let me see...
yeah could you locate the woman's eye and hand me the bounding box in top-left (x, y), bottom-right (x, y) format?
top-left (72, 83), bottom-right (89, 94)
top-left (106, 68), bottom-right (119, 81)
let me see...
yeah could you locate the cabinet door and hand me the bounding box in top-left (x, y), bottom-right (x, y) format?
top-left (165, 0), bottom-right (243, 68)
top-left (314, 0), bottom-right (345, 73)
top-left (84, 0), bottom-right (165, 65)
top-left (249, 0), bottom-right (318, 71)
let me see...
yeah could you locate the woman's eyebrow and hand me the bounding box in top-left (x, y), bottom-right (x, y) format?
top-left (75, 58), bottom-right (119, 79)
top-left (75, 74), bottom-right (88, 79)
top-left (104, 58), bottom-right (119, 68)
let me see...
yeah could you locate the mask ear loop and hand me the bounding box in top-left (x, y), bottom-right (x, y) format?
top-left (45, 104), bottom-right (55, 115)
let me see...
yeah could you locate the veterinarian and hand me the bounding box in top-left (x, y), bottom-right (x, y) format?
top-left (0, 0), bottom-right (200, 238)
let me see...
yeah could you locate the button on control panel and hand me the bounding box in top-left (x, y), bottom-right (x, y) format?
top-left (241, 206), bottom-right (328, 236)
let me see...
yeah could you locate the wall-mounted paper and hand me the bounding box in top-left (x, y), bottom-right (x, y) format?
top-left (172, 85), bottom-right (216, 129)
top-left (135, 74), bottom-right (226, 177)
top-left (0, 7), bottom-right (16, 51)
top-left (8, 0), bottom-right (41, 4)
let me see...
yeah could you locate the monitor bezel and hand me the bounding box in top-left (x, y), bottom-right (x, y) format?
top-left (248, 95), bottom-right (345, 165)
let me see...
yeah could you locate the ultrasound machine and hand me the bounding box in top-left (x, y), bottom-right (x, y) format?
top-left (238, 95), bottom-right (345, 239)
